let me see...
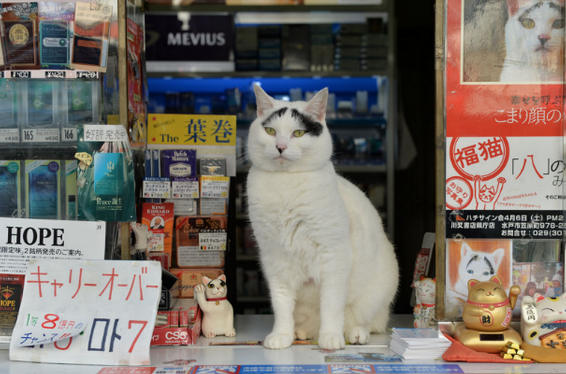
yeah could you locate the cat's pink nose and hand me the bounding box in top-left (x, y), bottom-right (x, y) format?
top-left (276, 145), bottom-right (287, 154)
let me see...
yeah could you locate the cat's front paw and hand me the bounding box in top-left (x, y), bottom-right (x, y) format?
top-left (263, 332), bottom-right (293, 349)
top-left (318, 332), bottom-right (345, 350)
top-left (226, 328), bottom-right (236, 337)
top-left (346, 326), bottom-right (370, 345)
top-left (205, 332), bottom-right (216, 338)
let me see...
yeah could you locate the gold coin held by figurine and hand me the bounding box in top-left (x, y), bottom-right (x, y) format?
top-left (9, 24), bottom-right (29, 45)
top-left (216, 301), bottom-right (219, 305)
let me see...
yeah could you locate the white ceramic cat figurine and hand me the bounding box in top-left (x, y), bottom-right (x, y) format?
top-left (451, 242), bottom-right (504, 301)
top-left (521, 292), bottom-right (566, 346)
top-left (194, 275), bottom-right (236, 338)
top-left (246, 85), bottom-right (399, 350)
top-left (500, 0), bottom-right (565, 83)
top-left (413, 277), bottom-right (436, 328)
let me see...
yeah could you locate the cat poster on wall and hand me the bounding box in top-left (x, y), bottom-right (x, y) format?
top-left (445, 239), bottom-right (513, 318)
top-left (445, 0), bottom-right (566, 240)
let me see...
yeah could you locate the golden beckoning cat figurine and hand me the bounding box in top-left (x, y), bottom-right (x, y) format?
top-left (456, 275), bottom-right (523, 353)
top-left (463, 275), bottom-right (521, 331)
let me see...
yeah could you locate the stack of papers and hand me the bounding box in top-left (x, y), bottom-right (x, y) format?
top-left (389, 328), bottom-right (452, 360)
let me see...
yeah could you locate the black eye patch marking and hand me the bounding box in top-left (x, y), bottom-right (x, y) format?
top-left (261, 107), bottom-right (288, 127)
top-left (291, 109), bottom-right (323, 136)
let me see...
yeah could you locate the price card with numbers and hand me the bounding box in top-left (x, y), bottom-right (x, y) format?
top-left (199, 232), bottom-right (227, 251)
top-left (200, 176), bottom-right (229, 198)
top-left (0, 129), bottom-right (20, 143)
top-left (143, 177), bottom-right (171, 199)
top-left (172, 177), bottom-right (199, 199)
top-left (10, 259), bottom-right (161, 366)
top-left (61, 127), bottom-right (77, 142)
top-left (21, 128), bottom-right (60, 143)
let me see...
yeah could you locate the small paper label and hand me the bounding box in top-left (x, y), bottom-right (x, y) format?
top-left (61, 128), bottom-right (77, 142)
top-left (178, 246), bottom-right (224, 267)
top-left (165, 199), bottom-right (197, 216)
top-left (148, 233), bottom-right (164, 252)
top-left (201, 176), bottom-right (229, 198)
top-left (199, 232), bottom-right (227, 251)
top-left (21, 128), bottom-right (60, 143)
top-left (83, 125), bottom-right (128, 142)
top-left (0, 128), bottom-right (20, 143)
top-left (11, 71), bottom-right (31, 79)
top-left (143, 177), bottom-right (170, 199)
top-left (45, 71), bottom-right (65, 78)
top-left (172, 177), bottom-right (199, 198)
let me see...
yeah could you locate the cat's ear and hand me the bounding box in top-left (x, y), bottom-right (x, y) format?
top-left (203, 276), bottom-right (212, 286)
top-left (468, 279), bottom-right (479, 291)
top-left (305, 88), bottom-right (328, 122)
top-left (254, 84), bottom-right (276, 118)
top-left (491, 248), bottom-right (505, 269)
top-left (218, 274), bottom-right (227, 282)
top-left (489, 275), bottom-right (502, 285)
top-left (461, 242), bottom-right (471, 258)
top-left (533, 293), bottom-right (546, 303)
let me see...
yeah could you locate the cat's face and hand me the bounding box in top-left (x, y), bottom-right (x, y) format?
top-left (533, 292), bottom-right (566, 324)
top-left (479, 185), bottom-right (496, 203)
top-left (415, 278), bottom-right (436, 304)
top-left (203, 275), bottom-right (228, 299)
top-left (247, 85), bottom-right (333, 172)
top-left (506, 0), bottom-right (565, 69)
top-left (468, 275), bottom-right (508, 303)
top-left (458, 243), bottom-right (504, 284)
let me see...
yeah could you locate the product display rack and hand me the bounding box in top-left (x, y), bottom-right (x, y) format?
top-left (145, 1), bottom-right (397, 314)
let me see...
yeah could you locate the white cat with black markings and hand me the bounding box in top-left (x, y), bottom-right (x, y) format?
top-left (500, 0), bottom-right (565, 83)
top-left (246, 85), bottom-right (399, 350)
top-left (194, 275), bottom-right (236, 338)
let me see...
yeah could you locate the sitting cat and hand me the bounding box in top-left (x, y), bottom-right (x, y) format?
top-left (246, 85), bottom-right (399, 350)
top-left (413, 277), bottom-right (436, 328)
top-left (500, 0), bottom-right (565, 83)
top-left (194, 275), bottom-right (236, 338)
top-left (521, 292), bottom-right (566, 346)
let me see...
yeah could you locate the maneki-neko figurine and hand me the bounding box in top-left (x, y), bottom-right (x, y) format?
top-left (455, 275), bottom-right (522, 353)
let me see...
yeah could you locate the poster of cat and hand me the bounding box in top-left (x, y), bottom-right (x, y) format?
top-left (445, 239), bottom-right (512, 318)
top-left (445, 0), bottom-right (566, 241)
top-left (461, 0), bottom-right (564, 83)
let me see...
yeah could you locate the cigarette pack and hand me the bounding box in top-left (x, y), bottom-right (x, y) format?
top-left (170, 268), bottom-right (224, 298)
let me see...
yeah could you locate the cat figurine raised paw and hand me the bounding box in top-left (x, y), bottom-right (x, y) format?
top-left (500, 0), bottom-right (565, 83)
top-left (194, 275), bottom-right (236, 339)
top-left (246, 85), bottom-right (399, 350)
top-left (413, 277), bottom-right (436, 328)
top-left (521, 291), bottom-right (566, 347)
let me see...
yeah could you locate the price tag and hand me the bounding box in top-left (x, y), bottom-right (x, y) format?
top-left (76, 71), bottom-right (98, 79)
top-left (11, 71), bottom-right (31, 79)
top-left (84, 124), bottom-right (128, 142)
top-left (61, 127), bottom-right (77, 142)
top-left (199, 232), bottom-right (227, 251)
top-left (172, 177), bottom-right (199, 198)
top-left (143, 177), bottom-right (171, 199)
top-left (21, 128), bottom-right (60, 143)
top-left (0, 129), bottom-right (20, 143)
top-left (45, 71), bottom-right (65, 79)
top-left (201, 176), bottom-right (230, 198)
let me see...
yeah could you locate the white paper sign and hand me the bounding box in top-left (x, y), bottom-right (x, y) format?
top-left (10, 259), bottom-right (161, 366)
top-left (199, 232), bottom-right (227, 251)
top-left (201, 176), bottom-right (229, 198)
top-left (0, 217), bottom-right (106, 274)
top-left (17, 312), bottom-right (88, 346)
top-left (83, 125), bottom-right (129, 142)
top-left (172, 177), bottom-right (199, 199)
top-left (143, 177), bottom-right (171, 199)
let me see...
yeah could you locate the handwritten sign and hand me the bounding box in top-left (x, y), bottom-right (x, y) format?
top-left (201, 176), bottom-right (230, 198)
top-left (10, 260), bottom-right (161, 366)
top-left (83, 125), bottom-right (129, 142)
top-left (0, 217), bottom-right (106, 274)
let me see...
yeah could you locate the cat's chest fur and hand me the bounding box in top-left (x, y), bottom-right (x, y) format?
top-left (247, 164), bottom-right (349, 257)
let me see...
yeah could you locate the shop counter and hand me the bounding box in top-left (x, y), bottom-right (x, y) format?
top-left (0, 314), bottom-right (563, 373)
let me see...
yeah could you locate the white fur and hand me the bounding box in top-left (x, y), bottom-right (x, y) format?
top-left (194, 274), bottom-right (236, 338)
top-left (500, 1), bottom-right (564, 83)
top-left (246, 85), bottom-right (399, 350)
top-left (521, 292), bottom-right (566, 346)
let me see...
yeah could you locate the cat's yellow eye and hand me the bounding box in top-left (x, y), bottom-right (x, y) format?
top-left (553, 19), bottom-right (565, 29)
top-left (208, 283), bottom-right (214, 288)
top-left (521, 18), bottom-right (535, 29)
top-left (265, 127), bottom-right (276, 136)
top-left (293, 130), bottom-right (306, 138)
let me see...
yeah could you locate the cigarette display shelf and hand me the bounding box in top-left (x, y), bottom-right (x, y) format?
top-left (145, 4), bottom-right (387, 13)
top-left (148, 70), bottom-right (387, 78)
